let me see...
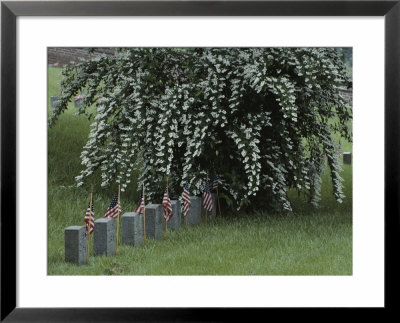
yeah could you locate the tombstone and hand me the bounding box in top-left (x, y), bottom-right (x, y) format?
top-left (65, 226), bottom-right (87, 265)
top-left (50, 96), bottom-right (60, 109)
top-left (187, 196), bottom-right (202, 225)
top-left (202, 193), bottom-right (217, 219)
top-left (168, 200), bottom-right (181, 230)
top-left (145, 204), bottom-right (163, 240)
top-left (74, 96), bottom-right (84, 108)
top-left (74, 91), bottom-right (85, 108)
top-left (343, 152), bottom-right (352, 165)
top-left (121, 212), bottom-right (143, 246)
top-left (94, 218), bottom-right (116, 256)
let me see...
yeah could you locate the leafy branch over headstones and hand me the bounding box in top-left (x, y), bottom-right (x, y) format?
top-left (49, 48), bottom-right (352, 212)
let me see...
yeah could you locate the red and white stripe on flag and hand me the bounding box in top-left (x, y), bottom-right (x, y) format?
top-left (84, 204), bottom-right (94, 235)
top-left (203, 191), bottom-right (213, 212)
top-left (203, 180), bottom-right (213, 212)
top-left (104, 192), bottom-right (121, 219)
top-left (162, 191), bottom-right (173, 221)
top-left (104, 203), bottom-right (120, 219)
top-left (134, 196), bottom-right (144, 214)
top-left (182, 185), bottom-right (191, 217)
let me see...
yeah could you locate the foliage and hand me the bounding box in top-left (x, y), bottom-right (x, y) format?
top-left (49, 48), bottom-right (352, 211)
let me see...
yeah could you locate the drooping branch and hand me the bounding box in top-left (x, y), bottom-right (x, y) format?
top-left (50, 48), bottom-right (352, 211)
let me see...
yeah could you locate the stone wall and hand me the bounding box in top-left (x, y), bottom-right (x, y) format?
top-left (339, 87), bottom-right (353, 105)
top-left (48, 47), bottom-right (114, 66)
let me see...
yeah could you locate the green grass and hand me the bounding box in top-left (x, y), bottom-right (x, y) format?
top-left (49, 212), bottom-right (351, 275)
top-left (48, 67), bottom-right (352, 276)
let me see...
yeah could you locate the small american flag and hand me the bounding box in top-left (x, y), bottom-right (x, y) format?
top-left (203, 180), bottom-right (213, 212)
top-left (338, 146), bottom-right (343, 156)
top-left (134, 192), bottom-right (145, 214)
top-left (211, 173), bottom-right (219, 190)
top-left (182, 182), bottom-right (191, 217)
top-left (162, 188), bottom-right (173, 222)
top-left (74, 90), bottom-right (85, 101)
top-left (74, 94), bottom-right (84, 102)
top-left (84, 200), bottom-right (94, 236)
top-left (104, 192), bottom-right (121, 219)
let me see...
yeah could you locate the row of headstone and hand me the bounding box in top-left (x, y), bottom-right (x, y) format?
top-left (50, 92), bottom-right (85, 110)
top-left (65, 218), bottom-right (117, 265)
top-left (65, 195), bottom-right (216, 265)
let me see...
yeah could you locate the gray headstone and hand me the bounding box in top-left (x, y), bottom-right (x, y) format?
top-left (94, 218), bottom-right (116, 256)
top-left (187, 196), bottom-right (202, 225)
top-left (74, 97), bottom-right (83, 108)
top-left (65, 226), bottom-right (87, 265)
top-left (343, 152), bottom-right (352, 165)
top-left (169, 200), bottom-right (181, 230)
top-left (145, 204), bottom-right (163, 240)
top-left (122, 212), bottom-right (143, 246)
top-left (202, 193), bottom-right (217, 219)
top-left (50, 96), bottom-right (60, 109)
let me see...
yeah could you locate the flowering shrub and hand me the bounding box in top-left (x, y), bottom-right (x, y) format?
top-left (50, 48), bottom-right (352, 211)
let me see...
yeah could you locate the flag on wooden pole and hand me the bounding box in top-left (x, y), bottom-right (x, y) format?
top-left (162, 188), bottom-right (173, 222)
top-left (211, 172), bottom-right (222, 217)
top-left (116, 185), bottom-right (121, 254)
top-left (84, 198), bottom-right (94, 236)
top-left (134, 192), bottom-right (145, 214)
top-left (182, 182), bottom-right (191, 217)
top-left (85, 191), bottom-right (94, 264)
top-left (104, 191), bottom-right (121, 219)
top-left (183, 182), bottom-right (191, 230)
top-left (211, 173), bottom-right (219, 191)
top-left (142, 184), bottom-right (146, 241)
top-left (203, 180), bottom-right (213, 212)
top-left (162, 181), bottom-right (172, 239)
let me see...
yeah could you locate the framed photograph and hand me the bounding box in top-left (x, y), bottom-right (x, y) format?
top-left (1, 0), bottom-right (399, 321)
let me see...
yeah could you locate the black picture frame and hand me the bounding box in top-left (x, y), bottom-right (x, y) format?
top-left (1, 0), bottom-right (399, 321)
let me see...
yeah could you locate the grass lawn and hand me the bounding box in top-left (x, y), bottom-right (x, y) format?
top-left (48, 67), bottom-right (352, 275)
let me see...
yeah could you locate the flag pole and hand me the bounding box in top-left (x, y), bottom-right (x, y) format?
top-left (116, 184), bottom-right (120, 254)
top-left (217, 185), bottom-right (222, 217)
top-left (184, 181), bottom-right (188, 230)
top-left (142, 183), bottom-right (146, 242)
top-left (86, 190), bottom-right (93, 264)
top-left (185, 205), bottom-right (188, 231)
top-left (205, 174), bottom-right (208, 225)
top-left (164, 178), bottom-right (168, 239)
